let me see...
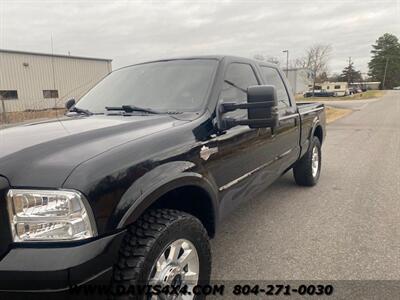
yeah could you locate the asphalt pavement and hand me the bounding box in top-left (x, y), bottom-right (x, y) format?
top-left (211, 91), bottom-right (400, 280)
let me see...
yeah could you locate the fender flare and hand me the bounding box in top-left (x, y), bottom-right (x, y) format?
top-left (309, 117), bottom-right (323, 149)
top-left (107, 161), bottom-right (219, 233)
top-left (310, 116), bottom-right (325, 144)
top-left (299, 117), bottom-right (322, 158)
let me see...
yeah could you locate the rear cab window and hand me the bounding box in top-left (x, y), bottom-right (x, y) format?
top-left (260, 66), bottom-right (291, 110)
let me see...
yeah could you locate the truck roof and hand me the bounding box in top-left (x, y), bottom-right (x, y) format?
top-left (116, 55), bottom-right (278, 71)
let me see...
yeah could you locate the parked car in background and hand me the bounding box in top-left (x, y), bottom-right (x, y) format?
top-left (349, 86), bottom-right (363, 94)
top-left (304, 90), bottom-right (335, 97)
top-left (393, 86), bottom-right (400, 90)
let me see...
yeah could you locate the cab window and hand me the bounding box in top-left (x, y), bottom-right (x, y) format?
top-left (260, 67), bottom-right (291, 109)
top-left (219, 63), bottom-right (259, 119)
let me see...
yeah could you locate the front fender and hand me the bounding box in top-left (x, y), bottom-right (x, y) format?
top-left (105, 161), bottom-right (219, 231)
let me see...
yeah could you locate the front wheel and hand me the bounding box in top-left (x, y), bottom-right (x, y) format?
top-left (293, 136), bottom-right (321, 186)
top-left (112, 209), bottom-right (211, 299)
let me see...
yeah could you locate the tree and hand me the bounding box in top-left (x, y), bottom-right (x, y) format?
top-left (328, 73), bottom-right (340, 82)
top-left (295, 44), bottom-right (332, 94)
top-left (338, 60), bottom-right (362, 83)
top-left (368, 33), bottom-right (400, 89)
top-left (316, 71), bottom-right (328, 83)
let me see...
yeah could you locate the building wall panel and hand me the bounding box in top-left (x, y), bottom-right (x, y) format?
top-left (0, 51), bottom-right (111, 112)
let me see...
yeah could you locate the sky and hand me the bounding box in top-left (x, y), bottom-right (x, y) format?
top-left (1, 0), bottom-right (399, 75)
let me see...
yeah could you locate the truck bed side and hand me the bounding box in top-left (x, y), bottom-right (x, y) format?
top-left (297, 102), bottom-right (326, 158)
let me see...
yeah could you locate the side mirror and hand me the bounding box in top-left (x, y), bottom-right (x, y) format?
top-left (65, 98), bottom-right (76, 110)
top-left (246, 85), bottom-right (279, 128)
top-left (217, 85), bottom-right (279, 131)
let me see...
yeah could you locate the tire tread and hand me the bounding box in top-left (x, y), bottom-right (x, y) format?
top-left (112, 209), bottom-right (210, 289)
top-left (293, 136), bottom-right (321, 186)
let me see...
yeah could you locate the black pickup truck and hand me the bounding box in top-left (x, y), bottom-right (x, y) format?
top-left (0, 55), bottom-right (325, 297)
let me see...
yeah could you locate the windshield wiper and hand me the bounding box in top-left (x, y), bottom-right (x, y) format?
top-left (105, 105), bottom-right (182, 115)
top-left (68, 106), bottom-right (93, 116)
top-left (106, 105), bottom-right (160, 114)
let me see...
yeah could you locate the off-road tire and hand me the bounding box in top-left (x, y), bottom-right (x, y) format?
top-left (293, 136), bottom-right (321, 186)
top-left (111, 209), bottom-right (211, 299)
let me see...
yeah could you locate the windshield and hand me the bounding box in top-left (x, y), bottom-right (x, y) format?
top-left (75, 59), bottom-right (218, 113)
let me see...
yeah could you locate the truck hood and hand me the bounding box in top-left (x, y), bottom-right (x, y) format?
top-left (0, 115), bottom-right (185, 187)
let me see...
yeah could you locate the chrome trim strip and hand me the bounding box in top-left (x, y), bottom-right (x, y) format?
top-left (278, 148), bottom-right (292, 158)
top-left (279, 113), bottom-right (299, 121)
top-left (219, 148), bottom-right (295, 192)
top-left (219, 161), bottom-right (271, 191)
top-left (299, 107), bottom-right (324, 115)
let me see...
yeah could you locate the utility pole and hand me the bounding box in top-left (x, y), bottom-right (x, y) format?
top-left (382, 57), bottom-right (389, 90)
top-left (282, 50), bottom-right (289, 77)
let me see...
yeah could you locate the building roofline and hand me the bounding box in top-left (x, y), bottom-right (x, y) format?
top-left (351, 81), bottom-right (381, 84)
top-left (0, 48), bottom-right (112, 62)
top-left (283, 67), bottom-right (312, 71)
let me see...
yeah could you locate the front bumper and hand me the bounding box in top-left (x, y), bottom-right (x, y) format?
top-left (0, 230), bottom-right (125, 292)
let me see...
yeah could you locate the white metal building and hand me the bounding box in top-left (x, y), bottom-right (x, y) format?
top-left (283, 68), bottom-right (314, 94)
top-left (0, 49), bottom-right (112, 113)
top-left (350, 81), bottom-right (381, 90)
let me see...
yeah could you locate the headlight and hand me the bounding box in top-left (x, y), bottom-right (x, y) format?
top-left (6, 189), bottom-right (96, 242)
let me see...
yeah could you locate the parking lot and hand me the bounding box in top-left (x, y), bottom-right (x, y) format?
top-left (211, 91), bottom-right (400, 280)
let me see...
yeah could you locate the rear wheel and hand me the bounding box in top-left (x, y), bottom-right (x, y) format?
top-left (293, 136), bottom-right (321, 186)
top-left (112, 209), bottom-right (211, 300)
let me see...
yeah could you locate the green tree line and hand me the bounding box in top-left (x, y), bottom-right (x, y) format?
top-left (368, 33), bottom-right (400, 89)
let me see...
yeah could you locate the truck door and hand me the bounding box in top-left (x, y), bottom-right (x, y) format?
top-left (206, 62), bottom-right (283, 218)
top-left (259, 66), bottom-right (301, 173)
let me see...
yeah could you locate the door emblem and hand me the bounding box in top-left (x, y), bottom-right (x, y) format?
top-left (200, 145), bottom-right (218, 161)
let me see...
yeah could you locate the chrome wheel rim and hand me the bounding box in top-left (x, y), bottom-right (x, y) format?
top-left (149, 239), bottom-right (199, 299)
top-left (311, 146), bottom-right (319, 177)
